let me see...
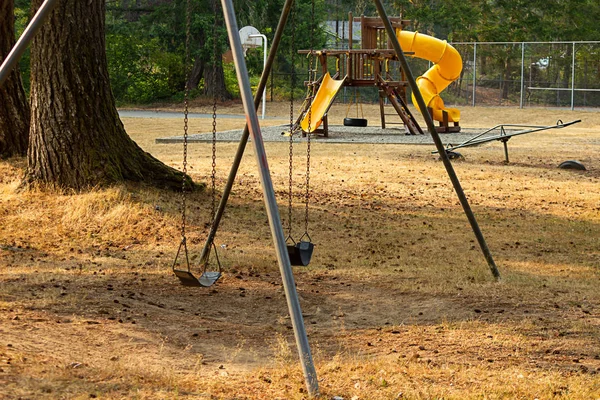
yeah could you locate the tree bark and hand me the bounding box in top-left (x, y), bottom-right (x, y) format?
top-left (502, 56), bottom-right (511, 100)
top-left (0, 0), bottom-right (30, 159)
top-left (203, 61), bottom-right (232, 101)
top-left (203, 0), bottom-right (232, 101)
top-left (26, 0), bottom-right (189, 191)
top-left (187, 57), bottom-right (204, 91)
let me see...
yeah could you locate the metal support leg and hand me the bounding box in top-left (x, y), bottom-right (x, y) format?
top-left (372, 0), bottom-right (500, 280)
top-left (502, 140), bottom-right (510, 163)
top-left (220, 0), bottom-right (320, 396)
top-left (199, 0), bottom-right (294, 262)
top-left (0, 0), bottom-right (60, 86)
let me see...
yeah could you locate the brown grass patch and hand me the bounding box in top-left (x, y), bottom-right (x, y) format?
top-left (1, 104), bottom-right (600, 399)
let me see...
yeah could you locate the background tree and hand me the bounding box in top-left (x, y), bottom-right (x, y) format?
top-left (0, 0), bottom-right (30, 158)
top-left (106, 0), bottom-right (233, 102)
top-left (26, 0), bottom-right (186, 190)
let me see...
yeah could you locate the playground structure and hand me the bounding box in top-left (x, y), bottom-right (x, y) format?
top-left (1, 0), bottom-right (502, 396)
top-left (296, 13), bottom-right (464, 136)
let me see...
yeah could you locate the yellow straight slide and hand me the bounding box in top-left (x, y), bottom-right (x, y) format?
top-left (301, 73), bottom-right (346, 133)
top-left (396, 30), bottom-right (462, 122)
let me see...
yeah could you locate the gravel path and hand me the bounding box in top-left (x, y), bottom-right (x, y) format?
top-left (119, 110), bottom-right (279, 120)
top-left (156, 124), bottom-right (495, 146)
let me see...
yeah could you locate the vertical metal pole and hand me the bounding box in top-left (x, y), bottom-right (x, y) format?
top-left (219, 0), bottom-right (320, 396)
top-left (519, 42), bottom-right (525, 109)
top-left (262, 36), bottom-right (267, 118)
top-left (472, 43), bottom-right (477, 107)
top-left (249, 33), bottom-right (268, 119)
top-left (571, 42), bottom-right (576, 110)
top-left (373, 0), bottom-right (500, 280)
top-left (199, 0), bottom-right (293, 263)
top-left (0, 0), bottom-right (60, 86)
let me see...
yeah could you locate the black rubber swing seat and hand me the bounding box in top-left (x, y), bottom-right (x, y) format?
top-left (343, 117), bottom-right (368, 127)
top-left (444, 150), bottom-right (463, 160)
top-left (287, 240), bottom-right (314, 266)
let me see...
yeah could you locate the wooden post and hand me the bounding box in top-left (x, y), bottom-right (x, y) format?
top-left (348, 12), bottom-right (353, 50)
top-left (379, 91), bottom-right (386, 128)
top-left (319, 53), bottom-right (328, 75)
top-left (347, 12), bottom-right (353, 82)
top-left (361, 14), bottom-right (366, 48)
top-left (442, 110), bottom-right (449, 133)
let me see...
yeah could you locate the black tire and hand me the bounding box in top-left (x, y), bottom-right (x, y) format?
top-left (343, 117), bottom-right (368, 127)
top-left (558, 160), bottom-right (586, 171)
top-left (445, 150), bottom-right (463, 160)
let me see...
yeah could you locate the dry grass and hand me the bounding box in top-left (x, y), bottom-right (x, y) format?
top-left (1, 103), bottom-right (600, 399)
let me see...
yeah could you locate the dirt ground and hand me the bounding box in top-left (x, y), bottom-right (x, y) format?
top-left (1, 102), bottom-right (599, 399)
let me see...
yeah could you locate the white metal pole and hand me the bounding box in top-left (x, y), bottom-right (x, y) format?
top-left (571, 42), bottom-right (576, 110)
top-left (249, 33), bottom-right (268, 119)
top-left (472, 43), bottom-right (477, 107)
top-left (520, 42), bottom-right (525, 109)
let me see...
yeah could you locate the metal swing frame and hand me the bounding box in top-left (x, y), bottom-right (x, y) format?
top-left (1, 0), bottom-right (504, 396)
top-left (176, 0), bottom-right (503, 394)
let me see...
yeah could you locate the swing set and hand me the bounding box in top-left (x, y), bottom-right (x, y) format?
top-left (0, 0), bottom-right (501, 396)
top-left (164, 0), bottom-right (500, 394)
top-left (172, 0), bottom-right (315, 287)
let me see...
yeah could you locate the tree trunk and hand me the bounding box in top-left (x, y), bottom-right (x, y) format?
top-left (203, 61), bottom-right (232, 101)
top-left (187, 57), bottom-right (204, 91)
top-left (26, 0), bottom-right (189, 191)
top-left (0, 0), bottom-right (30, 159)
top-left (203, 0), bottom-right (232, 101)
top-left (501, 56), bottom-right (511, 100)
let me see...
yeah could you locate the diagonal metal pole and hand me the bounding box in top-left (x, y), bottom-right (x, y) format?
top-left (373, 0), bottom-right (501, 280)
top-left (199, 0), bottom-right (294, 263)
top-left (0, 0), bottom-right (60, 86)
top-left (219, 0), bottom-right (320, 396)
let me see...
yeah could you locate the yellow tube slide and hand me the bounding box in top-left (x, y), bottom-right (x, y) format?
top-left (396, 30), bottom-right (462, 122)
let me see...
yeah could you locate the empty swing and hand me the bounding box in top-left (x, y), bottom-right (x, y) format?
top-left (344, 88), bottom-right (368, 127)
top-left (172, 0), bottom-right (222, 287)
top-left (285, 5), bottom-right (314, 267)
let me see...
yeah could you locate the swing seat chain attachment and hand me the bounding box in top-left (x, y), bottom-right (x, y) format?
top-left (286, 233), bottom-right (314, 267)
top-left (173, 238), bottom-right (222, 287)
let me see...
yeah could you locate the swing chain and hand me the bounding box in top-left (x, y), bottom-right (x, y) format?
top-left (180, 0), bottom-right (192, 241)
top-left (304, 0), bottom-right (315, 234)
top-left (287, 3), bottom-right (296, 238)
top-left (304, 129), bottom-right (311, 233)
top-left (211, 7), bottom-right (218, 221)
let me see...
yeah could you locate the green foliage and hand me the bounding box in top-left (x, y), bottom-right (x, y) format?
top-left (14, 1), bottom-right (31, 93)
top-left (106, 32), bottom-right (183, 104)
top-left (102, 0), bottom-right (329, 105)
top-left (390, 0), bottom-right (600, 42)
top-left (223, 62), bottom-right (241, 98)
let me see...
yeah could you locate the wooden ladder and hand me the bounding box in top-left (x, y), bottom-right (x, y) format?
top-left (377, 78), bottom-right (423, 135)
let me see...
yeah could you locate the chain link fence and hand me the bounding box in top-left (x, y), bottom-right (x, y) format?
top-left (447, 41), bottom-right (600, 109)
